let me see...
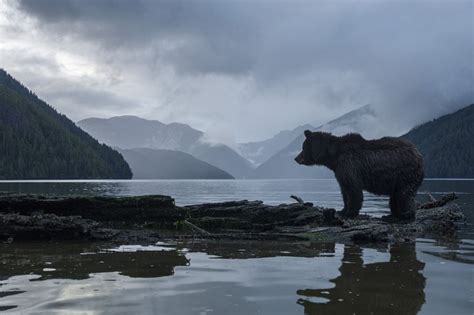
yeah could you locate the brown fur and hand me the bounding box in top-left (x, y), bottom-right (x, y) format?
top-left (295, 131), bottom-right (424, 219)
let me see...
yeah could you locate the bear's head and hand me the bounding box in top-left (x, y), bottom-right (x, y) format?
top-left (294, 130), bottom-right (337, 166)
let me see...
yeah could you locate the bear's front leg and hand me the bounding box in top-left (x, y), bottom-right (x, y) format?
top-left (339, 187), bottom-right (363, 218)
top-left (338, 187), bottom-right (350, 216)
top-left (346, 189), bottom-right (363, 218)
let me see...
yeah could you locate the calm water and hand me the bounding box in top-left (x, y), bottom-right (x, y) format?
top-left (0, 179), bottom-right (473, 314)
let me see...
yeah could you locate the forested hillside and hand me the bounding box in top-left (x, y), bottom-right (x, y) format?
top-left (402, 104), bottom-right (474, 178)
top-left (0, 69), bottom-right (132, 179)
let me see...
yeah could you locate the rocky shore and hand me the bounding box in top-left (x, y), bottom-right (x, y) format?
top-left (0, 192), bottom-right (464, 244)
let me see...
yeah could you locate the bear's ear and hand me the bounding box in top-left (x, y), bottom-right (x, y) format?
top-left (304, 130), bottom-right (312, 138)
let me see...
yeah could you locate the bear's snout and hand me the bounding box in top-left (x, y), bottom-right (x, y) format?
top-left (295, 152), bottom-right (305, 165)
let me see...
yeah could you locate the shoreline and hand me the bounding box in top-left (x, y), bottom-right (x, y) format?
top-left (0, 177), bottom-right (473, 183)
top-left (0, 192), bottom-right (464, 245)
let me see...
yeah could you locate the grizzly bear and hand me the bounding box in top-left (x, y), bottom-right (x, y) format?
top-left (295, 131), bottom-right (424, 221)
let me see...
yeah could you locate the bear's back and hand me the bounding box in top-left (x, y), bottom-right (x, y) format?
top-left (338, 134), bottom-right (415, 152)
top-left (335, 135), bottom-right (423, 195)
top-left (365, 137), bottom-right (415, 151)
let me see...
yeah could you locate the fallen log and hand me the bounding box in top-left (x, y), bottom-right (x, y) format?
top-left (418, 192), bottom-right (458, 209)
top-left (184, 200), bottom-right (336, 232)
top-left (182, 193), bottom-right (464, 243)
top-left (427, 192), bottom-right (437, 202)
top-left (0, 212), bottom-right (101, 241)
top-left (0, 192), bottom-right (464, 244)
top-left (320, 203), bottom-right (464, 243)
top-left (290, 195), bottom-right (305, 204)
top-left (0, 192), bottom-right (184, 223)
top-left (183, 220), bottom-right (212, 236)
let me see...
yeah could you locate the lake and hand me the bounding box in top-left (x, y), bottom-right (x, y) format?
top-left (0, 179), bottom-right (473, 314)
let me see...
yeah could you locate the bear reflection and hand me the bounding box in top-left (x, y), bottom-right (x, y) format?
top-left (297, 244), bottom-right (425, 315)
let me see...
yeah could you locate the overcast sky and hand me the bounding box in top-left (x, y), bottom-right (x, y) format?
top-left (1, 0), bottom-right (472, 143)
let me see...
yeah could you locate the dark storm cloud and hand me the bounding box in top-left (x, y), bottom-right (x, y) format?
top-left (18, 0), bottom-right (261, 75)
top-left (18, 0), bottom-right (473, 77)
top-left (11, 0), bottom-right (474, 140)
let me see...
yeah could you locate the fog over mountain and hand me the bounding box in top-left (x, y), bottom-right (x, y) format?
top-left (78, 116), bottom-right (253, 178)
top-left (1, 0), bottom-right (471, 143)
top-left (238, 124), bottom-right (314, 167)
top-left (79, 116), bottom-right (203, 152)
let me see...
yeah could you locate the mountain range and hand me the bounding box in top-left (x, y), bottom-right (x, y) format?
top-left (78, 116), bottom-right (253, 178)
top-left (79, 105), bottom-right (381, 179)
top-left (2, 69), bottom-right (469, 180)
top-left (0, 69), bottom-right (132, 179)
top-left (79, 116), bottom-right (203, 152)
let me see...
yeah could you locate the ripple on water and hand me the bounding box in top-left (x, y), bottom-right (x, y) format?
top-left (0, 240), bottom-right (473, 314)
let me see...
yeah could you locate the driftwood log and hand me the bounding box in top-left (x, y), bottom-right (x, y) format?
top-left (0, 192), bottom-right (465, 243)
top-left (418, 192), bottom-right (458, 209)
top-left (183, 195), bottom-right (464, 242)
top-left (0, 212), bottom-right (101, 241)
top-left (0, 192), bottom-right (182, 222)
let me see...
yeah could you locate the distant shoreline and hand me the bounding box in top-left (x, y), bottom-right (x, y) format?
top-left (0, 178), bottom-right (473, 183)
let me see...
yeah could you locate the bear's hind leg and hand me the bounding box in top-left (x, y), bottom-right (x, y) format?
top-left (384, 191), bottom-right (416, 222)
top-left (397, 192), bottom-right (416, 221)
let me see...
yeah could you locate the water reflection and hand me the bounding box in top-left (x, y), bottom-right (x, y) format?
top-left (297, 244), bottom-right (426, 315)
top-left (0, 178), bottom-right (472, 313)
top-left (0, 242), bottom-right (188, 280)
top-left (0, 241), bottom-right (473, 314)
top-left (184, 240), bottom-right (336, 259)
